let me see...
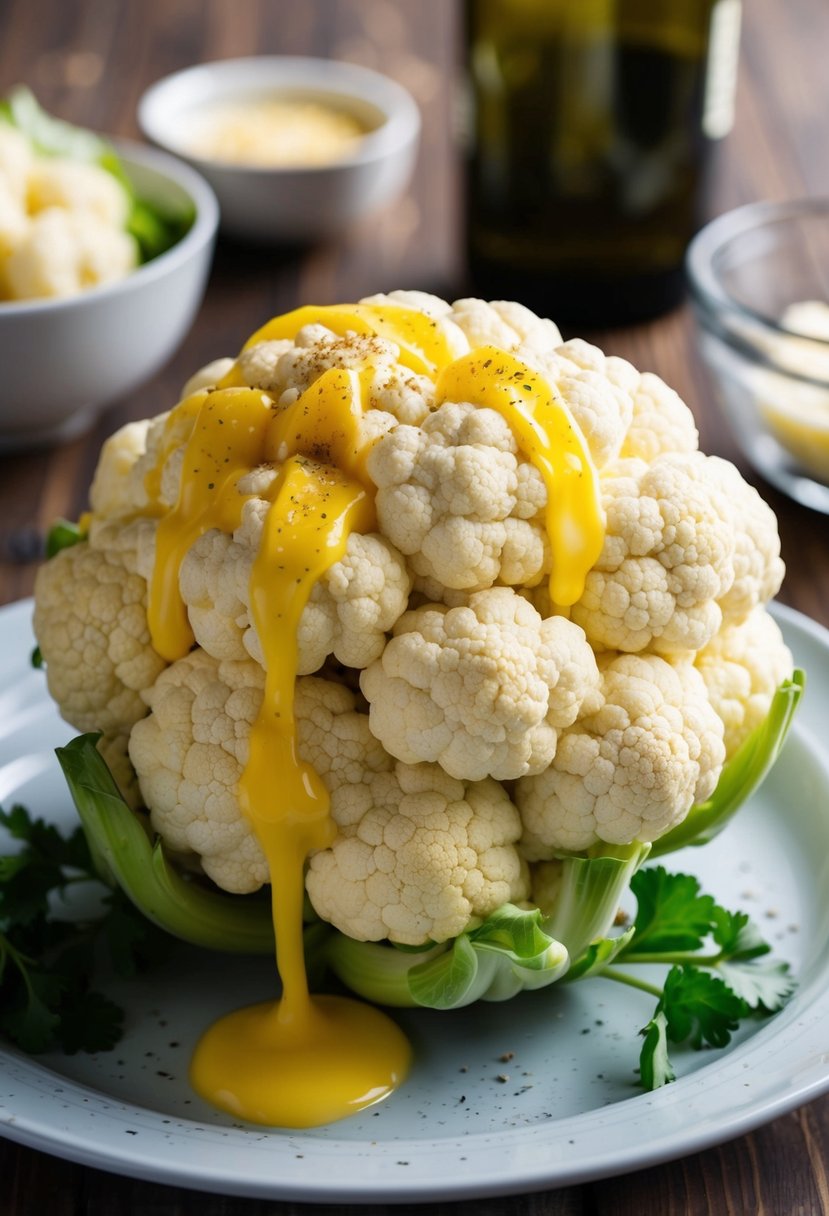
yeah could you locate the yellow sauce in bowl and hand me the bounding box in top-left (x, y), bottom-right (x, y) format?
top-left (184, 98), bottom-right (368, 168)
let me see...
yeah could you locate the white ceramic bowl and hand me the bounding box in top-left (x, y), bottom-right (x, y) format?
top-left (0, 141), bottom-right (218, 451)
top-left (137, 57), bottom-right (421, 242)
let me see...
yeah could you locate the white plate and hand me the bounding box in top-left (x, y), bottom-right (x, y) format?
top-left (1, 598), bottom-right (829, 1202)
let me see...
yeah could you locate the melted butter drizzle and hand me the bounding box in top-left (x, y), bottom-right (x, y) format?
top-left (148, 388), bottom-right (275, 662)
top-left (225, 301), bottom-right (464, 380)
top-left (143, 390), bottom-right (208, 515)
top-left (219, 306), bottom-right (605, 606)
top-left (265, 366), bottom-right (376, 487)
top-left (436, 346), bottom-right (605, 606)
top-left (241, 456), bottom-right (375, 1020)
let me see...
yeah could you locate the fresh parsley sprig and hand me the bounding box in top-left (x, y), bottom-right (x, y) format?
top-left (598, 866), bottom-right (796, 1089)
top-left (0, 803), bottom-right (171, 1055)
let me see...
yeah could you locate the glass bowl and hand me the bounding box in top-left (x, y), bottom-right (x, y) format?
top-left (687, 197), bottom-right (829, 513)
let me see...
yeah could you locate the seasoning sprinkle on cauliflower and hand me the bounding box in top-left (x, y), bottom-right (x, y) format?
top-left (34, 290), bottom-right (801, 1028)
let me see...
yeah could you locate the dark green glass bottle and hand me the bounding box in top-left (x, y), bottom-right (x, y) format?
top-left (464, 0), bottom-right (741, 326)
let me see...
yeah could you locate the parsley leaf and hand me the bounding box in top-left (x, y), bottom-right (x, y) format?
top-left (0, 966), bottom-right (62, 1053)
top-left (625, 867), bottom-right (716, 954)
top-left (1, 801), bottom-right (172, 1055)
top-left (658, 964), bottom-right (746, 1049)
top-left (716, 959), bottom-right (796, 1012)
top-left (598, 866), bottom-right (797, 1090)
top-left (639, 1010), bottom-right (675, 1090)
top-left (710, 906), bottom-right (769, 960)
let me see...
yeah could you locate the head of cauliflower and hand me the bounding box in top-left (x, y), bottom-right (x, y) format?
top-left (34, 290), bottom-right (793, 956)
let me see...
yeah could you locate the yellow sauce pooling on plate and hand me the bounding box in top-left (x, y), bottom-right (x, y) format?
top-left (190, 456), bottom-right (411, 1127)
top-left (183, 98), bottom-right (367, 168)
top-left (143, 302), bottom-right (605, 1127)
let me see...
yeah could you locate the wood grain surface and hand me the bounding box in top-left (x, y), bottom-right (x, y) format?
top-left (1, 1), bottom-right (828, 1212)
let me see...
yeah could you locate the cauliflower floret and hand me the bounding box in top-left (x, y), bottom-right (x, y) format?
top-left (708, 457), bottom-right (785, 624)
top-left (0, 183), bottom-right (29, 296)
top-left (33, 539), bottom-right (166, 736)
top-left (620, 371), bottom-right (699, 462)
top-left (369, 362), bottom-right (437, 427)
top-left (696, 608), bottom-right (793, 757)
top-left (0, 125), bottom-right (32, 201)
top-left (239, 330), bottom-right (436, 426)
top-left (26, 157), bottom-right (131, 227)
top-left (368, 400), bottom-right (548, 591)
top-left (448, 297), bottom-right (562, 357)
top-left (570, 453), bottom-right (784, 656)
top-left (361, 289), bottom-right (454, 318)
top-left (571, 452), bottom-right (738, 656)
top-left (125, 392), bottom-right (213, 515)
top-left (0, 178), bottom-right (28, 254)
top-left (87, 512), bottom-right (157, 581)
top-left (296, 530), bottom-right (413, 672)
top-left (181, 357), bottom-right (235, 397)
top-left (516, 653), bottom-right (725, 853)
top-left (237, 338), bottom-right (295, 390)
top-left (519, 338), bottom-right (638, 469)
top-left (89, 419), bottom-right (152, 517)
top-left (129, 659), bottom-right (392, 894)
top-left (5, 207), bottom-right (136, 299)
top-left (360, 588), bottom-right (601, 781)
top-left (179, 477), bottom-right (412, 672)
top-left (306, 760), bottom-right (529, 945)
top-left (129, 648), bottom-right (528, 938)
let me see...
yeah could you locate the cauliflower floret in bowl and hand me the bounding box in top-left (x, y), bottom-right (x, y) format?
top-left (0, 137), bottom-right (217, 450)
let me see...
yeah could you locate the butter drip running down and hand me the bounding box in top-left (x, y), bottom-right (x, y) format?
top-left (142, 302), bottom-right (605, 1127)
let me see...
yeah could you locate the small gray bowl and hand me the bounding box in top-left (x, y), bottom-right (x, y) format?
top-left (137, 56), bottom-right (420, 242)
top-left (0, 140), bottom-right (218, 452)
top-left (687, 197), bottom-right (829, 514)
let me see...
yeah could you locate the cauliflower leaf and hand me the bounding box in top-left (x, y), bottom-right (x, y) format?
top-left (56, 734), bottom-right (274, 954)
top-left (650, 670), bottom-right (805, 857)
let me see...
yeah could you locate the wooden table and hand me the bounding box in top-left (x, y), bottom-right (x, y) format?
top-left (1, 1), bottom-right (828, 1212)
